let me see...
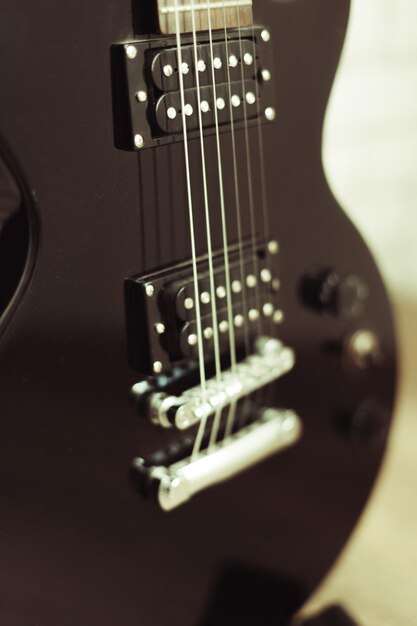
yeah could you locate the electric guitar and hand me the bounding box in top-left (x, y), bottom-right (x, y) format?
top-left (0, 0), bottom-right (397, 624)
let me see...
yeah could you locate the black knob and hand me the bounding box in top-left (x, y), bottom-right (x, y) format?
top-left (336, 398), bottom-right (389, 444)
top-left (301, 268), bottom-right (369, 319)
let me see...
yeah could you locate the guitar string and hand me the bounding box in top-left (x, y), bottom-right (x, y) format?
top-left (188, 0), bottom-right (224, 461)
top-left (222, 0), bottom-right (263, 438)
top-left (173, 0), bottom-right (208, 417)
top-left (221, 0), bottom-right (251, 439)
top-left (250, 23), bottom-right (275, 337)
top-left (205, 0), bottom-right (239, 451)
top-left (235, 1), bottom-right (263, 340)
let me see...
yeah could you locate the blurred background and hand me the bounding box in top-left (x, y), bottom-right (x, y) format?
top-left (301, 1), bottom-right (417, 624)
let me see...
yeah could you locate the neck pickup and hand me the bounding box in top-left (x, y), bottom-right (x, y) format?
top-left (156, 0), bottom-right (253, 35)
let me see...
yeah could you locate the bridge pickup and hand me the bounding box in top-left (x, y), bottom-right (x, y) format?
top-left (131, 337), bottom-right (295, 429)
top-left (111, 26), bottom-right (274, 151)
top-left (125, 240), bottom-right (282, 375)
top-left (131, 408), bottom-right (302, 511)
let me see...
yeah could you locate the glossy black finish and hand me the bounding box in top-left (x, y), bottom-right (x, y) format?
top-left (0, 1), bottom-right (396, 625)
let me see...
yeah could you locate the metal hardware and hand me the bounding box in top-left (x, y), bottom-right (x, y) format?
top-left (131, 337), bottom-right (295, 430)
top-left (265, 106), bottom-right (276, 121)
top-left (273, 310), bottom-right (284, 324)
top-left (132, 408), bottom-right (302, 511)
top-left (346, 329), bottom-right (382, 369)
top-left (261, 29), bottom-right (270, 42)
top-left (134, 134), bottom-right (144, 148)
top-left (136, 90), bottom-right (147, 102)
top-left (268, 240), bottom-right (279, 254)
top-left (126, 45), bottom-right (137, 59)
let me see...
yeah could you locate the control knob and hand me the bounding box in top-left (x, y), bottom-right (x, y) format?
top-left (301, 268), bottom-right (369, 319)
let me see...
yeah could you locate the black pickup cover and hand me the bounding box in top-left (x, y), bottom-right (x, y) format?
top-left (125, 241), bottom-right (281, 376)
top-left (111, 26), bottom-right (275, 151)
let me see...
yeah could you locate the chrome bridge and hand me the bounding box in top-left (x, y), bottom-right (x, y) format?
top-left (131, 337), bottom-right (295, 429)
top-left (132, 408), bottom-right (302, 511)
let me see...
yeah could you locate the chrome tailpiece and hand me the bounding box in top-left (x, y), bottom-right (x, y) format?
top-left (131, 337), bottom-right (296, 430)
top-left (132, 408), bottom-right (302, 511)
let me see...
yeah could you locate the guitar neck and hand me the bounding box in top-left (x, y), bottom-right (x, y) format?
top-left (156, 0), bottom-right (253, 34)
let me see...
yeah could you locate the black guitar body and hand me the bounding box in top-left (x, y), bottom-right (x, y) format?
top-left (0, 1), bottom-right (396, 625)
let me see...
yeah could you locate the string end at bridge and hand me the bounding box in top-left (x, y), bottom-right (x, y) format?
top-left (132, 408), bottom-right (302, 511)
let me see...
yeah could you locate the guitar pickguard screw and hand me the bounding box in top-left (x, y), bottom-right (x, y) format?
top-left (134, 134), bottom-right (145, 148)
top-left (126, 45), bottom-right (137, 59)
top-left (136, 90), bottom-right (147, 102)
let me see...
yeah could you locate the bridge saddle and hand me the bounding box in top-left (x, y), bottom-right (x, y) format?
top-left (132, 336), bottom-right (295, 429)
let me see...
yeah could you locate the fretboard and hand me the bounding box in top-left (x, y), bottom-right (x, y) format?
top-left (157, 0), bottom-right (253, 35)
